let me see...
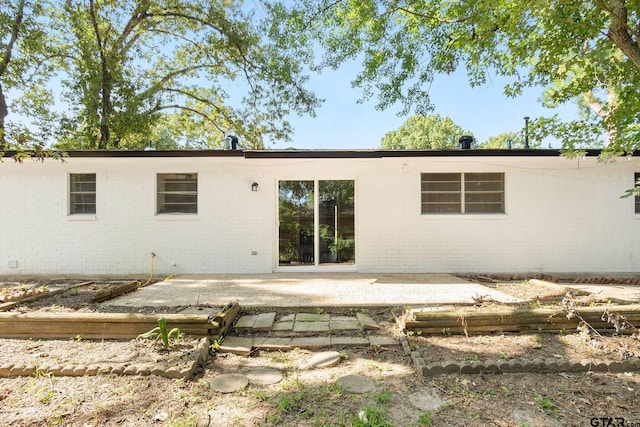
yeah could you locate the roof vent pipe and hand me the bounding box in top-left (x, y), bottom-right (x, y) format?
top-left (225, 135), bottom-right (239, 150)
top-left (458, 135), bottom-right (473, 150)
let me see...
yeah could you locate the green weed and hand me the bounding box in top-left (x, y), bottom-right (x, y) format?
top-left (418, 411), bottom-right (433, 426)
top-left (535, 394), bottom-right (557, 415)
top-left (351, 405), bottom-right (392, 427)
top-left (373, 390), bottom-right (392, 404)
top-left (137, 317), bottom-right (181, 348)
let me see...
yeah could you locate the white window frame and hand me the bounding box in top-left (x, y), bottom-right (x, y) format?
top-left (156, 173), bottom-right (198, 215)
top-left (69, 173), bottom-right (96, 215)
top-left (421, 172), bottom-right (505, 214)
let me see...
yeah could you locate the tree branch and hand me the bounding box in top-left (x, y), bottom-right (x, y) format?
top-left (393, 5), bottom-right (469, 24)
top-left (137, 63), bottom-right (225, 101)
top-left (151, 103), bottom-right (228, 133)
top-left (0, 0), bottom-right (26, 76)
top-left (599, 0), bottom-right (640, 69)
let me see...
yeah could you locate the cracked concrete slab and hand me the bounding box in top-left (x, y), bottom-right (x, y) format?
top-left (106, 273), bottom-right (523, 309)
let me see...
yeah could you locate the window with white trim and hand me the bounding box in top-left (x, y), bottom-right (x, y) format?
top-left (421, 172), bottom-right (505, 214)
top-left (69, 173), bottom-right (96, 214)
top-left (157, 173), bottom-right (198, 214)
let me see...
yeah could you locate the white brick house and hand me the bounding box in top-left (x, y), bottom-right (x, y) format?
top-left (1, 149), bottom-right (638, 275)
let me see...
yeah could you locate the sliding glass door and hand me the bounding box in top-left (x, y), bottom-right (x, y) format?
top-left (278, 180), bottom-right (355, 266)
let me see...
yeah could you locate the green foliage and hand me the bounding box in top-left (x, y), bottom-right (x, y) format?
top-left (137, 317), bottom-right (182, 349)
top-left (351, 405), bottom-right (392, 427)
top-left (535, 394), bottom-right (557, 415)
top-left (418, 411), bottom-right (433, 426)
top-left (272, 0), bottom-right (640, 153)
top-left (477, 132), bottom-right (541, 149)
top-left (53, 0), bottom-right (322, 149)
top-left (3, 1), bottom-right (320, 150)
top-left (373, 390), bottom-right (392, 404)
top-left (380, 114), bottom-right (470, 149)
top-left (0, 1), bottom-right (58, 144)
top-left (0, 124), bottom-right (67, 163)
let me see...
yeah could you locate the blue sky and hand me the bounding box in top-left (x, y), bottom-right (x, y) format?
top-left (285, 60), bottom-right (580, 150)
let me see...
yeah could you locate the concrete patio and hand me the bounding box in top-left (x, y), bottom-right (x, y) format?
top-left (106, 273), bottom-right (523, 309)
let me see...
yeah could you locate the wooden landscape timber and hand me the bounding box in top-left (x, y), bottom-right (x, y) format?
top-left (92, 281), bottom-right (140, 303)
top-left (0, 281), bottom-right (95, 312)
top-left (404, 304), bottom-right (640, 335)
top-left (0, 302), bottom-right (241, 340)
top-left (213, 301), bottom-right (241, 334)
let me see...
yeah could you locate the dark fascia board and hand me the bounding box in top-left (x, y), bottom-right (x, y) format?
top-left (243, 148), bottom-right (612, 158)
top-left (2, 148), bottom-right (626, 159)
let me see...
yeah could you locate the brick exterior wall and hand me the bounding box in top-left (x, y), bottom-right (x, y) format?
top-left (1, 154), bottom-right (638, 275)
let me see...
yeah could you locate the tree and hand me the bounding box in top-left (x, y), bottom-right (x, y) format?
top-left (52, 0), bottom-right (320, 149)
top-left (380, 114), bottom-right (470, 149)
top-left (270, 0), bottom-right (640, 155)
top-left (0, 0), bottom-right (56, 147)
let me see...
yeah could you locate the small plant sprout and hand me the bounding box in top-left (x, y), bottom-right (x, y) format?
top-left (374, 390), bottom-right (392, 404)
top-left (418, 411), bottom-right (433, 426)
top-left (137, 317), bottom-right (181, 349)
top-left (532, 334), bottom-right (543, 349)
top-left (535, 394), bottom-right (557, 415)
top-left (210, 336), bottom-right (224, 352)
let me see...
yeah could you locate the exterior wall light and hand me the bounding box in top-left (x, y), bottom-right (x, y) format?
top-left (251, 182), bottom-right (259, 192)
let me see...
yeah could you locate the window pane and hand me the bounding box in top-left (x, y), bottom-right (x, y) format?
top-left (422, 202), bottom-right (461, 214)
top-left (464, 172), bottom-right (505, 214)
top-left (157, 173), bottom-right (198, 214)
top-left (69, 173), bottom-right (96, 214)
top-left (421, 173), bottom-right (462, 214)
top-left (278, 181), bottom-right (314, 265)
top-left (319, 180), bottom-right (355, 264)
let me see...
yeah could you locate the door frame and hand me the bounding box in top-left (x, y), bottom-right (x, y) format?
top-left (274, 178), bottom-right (357, 272)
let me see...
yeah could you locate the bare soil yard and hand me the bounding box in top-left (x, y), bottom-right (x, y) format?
top-left (1, 277), bottom-right (640, 426)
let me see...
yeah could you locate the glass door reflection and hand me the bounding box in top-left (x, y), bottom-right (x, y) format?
top-left (278, 181), bottom-right (314, 265)
top-left (278, 179), bottom-right (355, 267)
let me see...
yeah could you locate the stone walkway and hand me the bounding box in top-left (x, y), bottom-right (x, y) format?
top-left (219, 311), bottom-right (398, 355)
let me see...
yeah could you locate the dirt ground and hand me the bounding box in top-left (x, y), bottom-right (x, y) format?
top-left (1, 278), bottom-right (640, 426)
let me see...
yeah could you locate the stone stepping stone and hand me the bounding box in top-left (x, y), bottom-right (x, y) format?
top-left (235, 315), bottom-right (257, 330)
top-left (279, 314), bottom-right (296, 322)
top-left (272, 320), bottom-right (294, 331)
top-left (253, 312), bottom-right (277, 331)
top-left (330, 318), bottom-right (360, 330)
top-left (289, 336), bottom-right (331, 349)
top-left (293, 321), bottom-right (330, 332)
top-left (356, 312), bottom-right (380, 330)
top-left (302, 351), bottom-right (343, 370)
top-left (296, 313), bottom-right (330, 322)
top-left (218, 337), bottom-right (253, 355)
top-left (246, 368), bottom-right (283, 385)
top-left (337, 375), bottom-right (375, 394)
top-left (407, 391), bottom-right (444, 411)
top-left (210, 373), bottom-right (249, 393)
top-left (369, 336), bottom-right (397, 346)
top-left (253, 337), bottom-right (293, 351)
top-left (331, 336), bottom-right (370, 346)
